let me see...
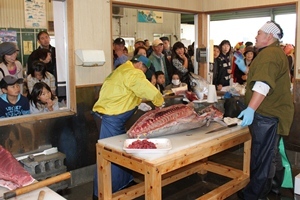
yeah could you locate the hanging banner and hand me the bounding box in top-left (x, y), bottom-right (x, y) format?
top-left (137, 10), bottom-right (163, 24)
top-left (24, 0), bottom-right (47, 28)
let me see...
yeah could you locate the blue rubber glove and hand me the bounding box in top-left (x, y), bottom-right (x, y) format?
top-left (237, 107), bottom-right (255, 127)
top-left (223, 92), bottom-right (232, 99)
top-left (234, 52), bottom-right (247, 73)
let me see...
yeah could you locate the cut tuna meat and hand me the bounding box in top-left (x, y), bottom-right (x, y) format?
top-left (0, 145), bottom-right (34, 190)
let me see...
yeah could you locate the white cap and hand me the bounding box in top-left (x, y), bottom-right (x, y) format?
top-left (260, 21), bottom-right (282, 40)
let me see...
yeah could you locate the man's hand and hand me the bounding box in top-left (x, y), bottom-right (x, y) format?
top-left (138, 103), bottom-right (152, 112)
top-left (234, 52), bottom-right (247, 73)
top-left (237, 107), bottom-right (255, 127)
top-left (155, 102), bottom-right (165, 110)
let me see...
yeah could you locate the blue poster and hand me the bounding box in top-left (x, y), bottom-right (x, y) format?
top-left (137, 10), bottom-right (163, 24)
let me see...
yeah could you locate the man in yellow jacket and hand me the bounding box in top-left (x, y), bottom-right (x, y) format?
top-left (93, 55), bottom-right (164, 199)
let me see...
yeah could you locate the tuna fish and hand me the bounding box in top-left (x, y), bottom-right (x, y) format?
top-left (127, 103), bottom-right (223, 138)
top-left (0, 145), bottom-right (34, 190)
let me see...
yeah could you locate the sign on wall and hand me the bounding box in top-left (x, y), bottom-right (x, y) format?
top-left (24, 0), bottom-right (47, 28)
top-left (137, 10), bottom-right (163, 24)
top-left (0, 30), bottom-right (17, 43)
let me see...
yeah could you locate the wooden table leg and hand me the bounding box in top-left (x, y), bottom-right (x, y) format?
top-left (145, 166), bottom-right (161, 200)
top-left (243, 139), bottom-right (251, 176)
top-left (97, 146), bottom-right (112, 200)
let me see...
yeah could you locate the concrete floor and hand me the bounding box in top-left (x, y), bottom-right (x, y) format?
top-left (58, 147), bottom-right (300, 200)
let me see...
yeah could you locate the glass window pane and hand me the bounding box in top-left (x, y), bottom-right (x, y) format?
top-left (209, 17), bottom-right (270, 46)
top-left (275, 14), bottom-right (296, 45)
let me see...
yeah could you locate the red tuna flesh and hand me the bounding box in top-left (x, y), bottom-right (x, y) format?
top-left (0, 145), bottom-right (34, 190)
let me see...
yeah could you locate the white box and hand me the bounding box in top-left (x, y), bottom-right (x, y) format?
top-left (295, 173), bottom-right (300, 195)
top-left (75, 49), bottom-right (105, 66)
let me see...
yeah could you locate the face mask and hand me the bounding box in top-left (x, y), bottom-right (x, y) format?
top-left (172, 79), bottom-right (180, 85)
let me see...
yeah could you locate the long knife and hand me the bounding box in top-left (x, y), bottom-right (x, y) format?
top-left (206, 123), bottom-right (237, 134)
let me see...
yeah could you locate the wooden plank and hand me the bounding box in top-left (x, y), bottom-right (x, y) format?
top-left (100, 148), bottom-right (149, 174)
top-left (111, 160), bottom-right (206, 200)
top-left (243, 139), bottom-right (251, 175)
top-left (201, 161), bottom-right (245, 179)
top-left (145, 165), bottom-right (161, 200)
top-left (112, 183), bottom-right (145, 200)
top-left (197, 13), bottom-right (208, 78)
top-left (196, 174), bottom-right (249, 200)
top-left (161, 160), bottom-right (206, 185)
top-left (0, 111), bottom-right (75, 127)
top-left (97, 145), bottom-right (112, 200)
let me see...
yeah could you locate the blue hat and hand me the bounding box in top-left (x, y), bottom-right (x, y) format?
top-left (131, 55), bottom-right (151, 68)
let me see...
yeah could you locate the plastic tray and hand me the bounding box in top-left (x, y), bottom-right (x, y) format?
top-left (123, 138), bottom-right (172, 154)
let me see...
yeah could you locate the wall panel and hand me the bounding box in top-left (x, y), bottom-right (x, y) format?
top-left (73, 0), bottom-right (112, 86)
top-left (113, 7), bottom-right (181, 46)
top-left (0, 0), bottom-right (53, 29)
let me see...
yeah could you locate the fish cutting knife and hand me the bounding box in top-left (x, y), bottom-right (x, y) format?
top-left (206, 123), bottom-right (237, 134)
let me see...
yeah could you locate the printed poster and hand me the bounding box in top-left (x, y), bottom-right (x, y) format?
top-left (137, 10), bottom-right (163, 24)
top-left (23, 41), bottom-right (33, 55)
top-left (24, 0), bottom-right (47, 28)
top-left (0, 30), bottom-right (17, 43)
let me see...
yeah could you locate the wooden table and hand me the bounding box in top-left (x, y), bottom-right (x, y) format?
top-left (96, 123), bottom-right (251, 200)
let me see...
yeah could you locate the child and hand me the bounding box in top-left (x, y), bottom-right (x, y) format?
top-left (150, 73), bottom-right (156, 86)
top-left (27, 60), bottom-right (56, 95)
top-left (165, 72), bottom-right (187, 90)
top-left (155, 71), bottom-right (165, 94)
top-left (30, 82), bottom-right (59, 114)
top-left (0, 76), bottom-right (30, 118)
top-left (146, 71), bottom-right (157, 86)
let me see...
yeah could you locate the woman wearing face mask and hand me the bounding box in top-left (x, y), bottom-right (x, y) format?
top-left (171, 41), bottom-right (194, 90)
top-left (165, 72), bottom-right (187, 90)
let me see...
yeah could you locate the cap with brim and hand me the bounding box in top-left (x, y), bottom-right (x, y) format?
top-left (113, 37), bottom-right (125, 45)
top-left (0, 42), bottom-right (19, 57)
top-left (0, 76), bottom-right (23, 88)
top-left (135, 38), bottom-right (145, 44)
top-left (159, 36), bottom-right (169, 41)
top-left (152, 39), bottom-right (163, 47)
top-left (131, 55), bottom-right (151, 68)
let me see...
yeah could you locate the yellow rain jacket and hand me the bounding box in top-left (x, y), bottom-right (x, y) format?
top-left (93, 61), bottom-right (164, 115)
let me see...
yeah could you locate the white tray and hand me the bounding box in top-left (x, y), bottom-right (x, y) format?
top-left (123, 138), bottom-right (172, 154)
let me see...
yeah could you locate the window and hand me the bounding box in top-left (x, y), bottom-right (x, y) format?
top-left (209, 5), bottom-right (296, 46)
